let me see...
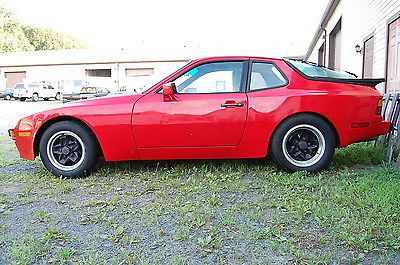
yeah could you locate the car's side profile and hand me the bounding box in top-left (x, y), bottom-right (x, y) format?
top-left (9, 56), bottom-right (391, 178)
top-left (13, 82), bottom-right (62, 102)
top-left (0, 88), bottom-right (14, 100)
top-left (63, 86), bottom-right (110, 102)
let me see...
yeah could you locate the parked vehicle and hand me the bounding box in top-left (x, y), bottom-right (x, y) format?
top-left (9, 56), bottom-right (391, 178)
top-left (13, 83), bottom-right (62, 102)
top-left (63, 86), bottom-right (110, 102)
top-left (0, 89), bottom-right (14, 100)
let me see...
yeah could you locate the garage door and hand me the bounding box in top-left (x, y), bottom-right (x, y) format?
top-left (5, 72), bottom-right (26, 89)
top-left (387, 16), bottom-right (400, 92)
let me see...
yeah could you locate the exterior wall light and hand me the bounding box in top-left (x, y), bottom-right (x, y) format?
top-left (355, 44), bottom-right (363, 54)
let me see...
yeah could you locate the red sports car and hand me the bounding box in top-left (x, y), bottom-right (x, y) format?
top-left (9, 56), bottom-right (391, 178)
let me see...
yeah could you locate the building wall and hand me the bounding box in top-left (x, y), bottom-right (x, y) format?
top-left (0, 61), bottom-right (187, 92)
top-left (307, 0), bottom-right (400, 91)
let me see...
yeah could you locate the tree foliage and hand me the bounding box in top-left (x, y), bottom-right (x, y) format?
top-left (0, 5), bottom-right (86, 52)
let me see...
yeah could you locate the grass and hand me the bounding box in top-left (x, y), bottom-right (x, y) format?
top-left (0, 133), bottom-right (399, 264)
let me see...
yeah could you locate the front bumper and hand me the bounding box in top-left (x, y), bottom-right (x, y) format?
top-left (8, 129), bottom-right (15, 139)
top-left (8, 128), bottom-right (35, 161)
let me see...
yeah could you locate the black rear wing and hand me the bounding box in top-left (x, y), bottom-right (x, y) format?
top-left (316, 78), bottom-right (385, 87)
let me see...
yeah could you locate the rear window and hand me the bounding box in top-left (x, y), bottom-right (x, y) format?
top-left (286, 59), bottom-right (356, 79)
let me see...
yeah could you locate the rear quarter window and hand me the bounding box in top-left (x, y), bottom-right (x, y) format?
top-left (249, 62), bottom-right (287, 91)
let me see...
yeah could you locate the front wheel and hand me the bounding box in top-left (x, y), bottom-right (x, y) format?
top-left (32, 93), bottom-right (39, 102)
top-left (39, 121), bottom-right (99, 178)
top-left (270, 114), bottom-right (336, 173)
top-left (55, 92), bottom-right (61, 101)
top-left (5, 94), bottom-right (11, 100)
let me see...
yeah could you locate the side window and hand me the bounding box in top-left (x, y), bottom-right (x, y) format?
top-left (249, 63), bottom-right (287, 91)
top-left (173, 62), bottom-right (243, 94)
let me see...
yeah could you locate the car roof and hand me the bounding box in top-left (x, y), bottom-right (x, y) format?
top-left (191, 56), bottom-right (282, 63)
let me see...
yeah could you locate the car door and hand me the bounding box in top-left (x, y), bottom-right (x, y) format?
top-left (41, 84), bottom-right (50, 98)
top-left (132, 60), bottom-right (249, 148)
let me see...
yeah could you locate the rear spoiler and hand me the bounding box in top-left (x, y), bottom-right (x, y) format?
top-left (318, 78), bottom-right (385, 87)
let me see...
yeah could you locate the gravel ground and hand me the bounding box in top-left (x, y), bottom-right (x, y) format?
top-left (0, 99), bottom-right (399, 264)
top-left (0, 99), bottom-right (62, 135)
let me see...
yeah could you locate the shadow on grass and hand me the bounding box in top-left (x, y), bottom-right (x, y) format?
top-left (94, 142), bottom-right (387, 177)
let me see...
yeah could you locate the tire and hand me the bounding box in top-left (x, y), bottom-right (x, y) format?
top-left (32, 93), bottom-right (39, 102)
top-left (5, 94), bottom-right (11, 100)
top-left (270, 114), bottom-right (335, 173)
top-left (19, 98), bottom-right (26, 101)
top-left (39, 121), bottom-right (99, 178)
top-left (55, 93), bottom-right (61, 101)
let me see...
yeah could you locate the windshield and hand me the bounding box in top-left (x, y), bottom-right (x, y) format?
top-left (286, 59), bottom-right (356, 79)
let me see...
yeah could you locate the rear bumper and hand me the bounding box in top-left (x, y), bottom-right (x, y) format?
top-left (343, 120), bottom-right (391, 146)
top-left (13, 94), bottom-right (29, 98)
top-left (372, 120), bottom-right (392, 135)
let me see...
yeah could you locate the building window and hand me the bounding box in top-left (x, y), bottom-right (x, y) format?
top-left (85, 69), bottom-right (111, 77)
top-left (328, 18), bottom-right (342, 69)
top-left (318, 42), bottom-right (325, 66)
top-left (125, 68), bottom-right (154, 77)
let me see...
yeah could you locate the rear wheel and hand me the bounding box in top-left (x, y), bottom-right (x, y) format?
top-left (32, 93), bottom-right (39, 102)
top-left (39, 121), bottom-right (99, 178)
top-left (270, 114), bottom-right (335, 172)
top-left (55, 92), bottom-right (61, 101)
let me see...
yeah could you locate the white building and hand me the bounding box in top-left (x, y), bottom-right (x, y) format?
top-left (306, 0), bottom-right (400, 92)
top-left (0, 48), bottom-right (190, 92)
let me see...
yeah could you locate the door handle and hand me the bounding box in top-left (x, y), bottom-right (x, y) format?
top-left (221, 102), bottom-right (244, 108)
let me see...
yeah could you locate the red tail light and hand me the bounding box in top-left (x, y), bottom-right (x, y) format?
top-left (375, 98), bottom-right (383, 115)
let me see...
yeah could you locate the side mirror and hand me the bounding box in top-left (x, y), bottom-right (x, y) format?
top-left (162, 82), bottom-right (177, 102)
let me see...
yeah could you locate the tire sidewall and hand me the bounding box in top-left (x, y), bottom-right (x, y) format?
top-left (39, 121), bottom-right (98, 178)
top-left (270, 114), bottom-right (335, 173)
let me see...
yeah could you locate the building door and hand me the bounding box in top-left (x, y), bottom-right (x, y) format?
top-left (329, 19), bottom-right (342, 69)
top-left (5, 72), bottom-right (26, 88)
top-left (387, 16), bottom-right (400, 92)
top-left (363, 36), bottom-right (374, 78)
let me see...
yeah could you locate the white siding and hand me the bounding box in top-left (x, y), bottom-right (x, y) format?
top-left (308, 0), bottom-right (400, 91)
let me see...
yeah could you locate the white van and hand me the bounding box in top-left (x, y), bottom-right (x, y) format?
top-left (13, 83), bottom-right (62, 102)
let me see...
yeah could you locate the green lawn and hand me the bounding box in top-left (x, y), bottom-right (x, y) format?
top-left (0, 135), bottom-right (399, 264)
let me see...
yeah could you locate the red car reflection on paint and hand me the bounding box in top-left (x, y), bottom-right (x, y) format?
top-left (9, 56), bottom-right (391, 178)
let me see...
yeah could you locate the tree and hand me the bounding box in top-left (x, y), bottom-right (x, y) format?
top-left (0, 4), bottom-right (86, 52)
top-left (0, 5), bottom-right (33, 52)
top-left (22, 26), bottom-right (86, 51)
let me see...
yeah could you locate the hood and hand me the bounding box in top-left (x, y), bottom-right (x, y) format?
top-left (15, 93), bottom-right (143, 130)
